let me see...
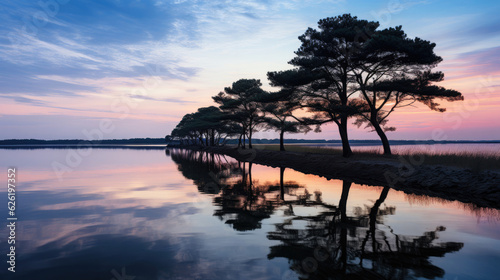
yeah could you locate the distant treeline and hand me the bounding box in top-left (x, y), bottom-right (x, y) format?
top-left (0, 138), bottom-right (166, 145)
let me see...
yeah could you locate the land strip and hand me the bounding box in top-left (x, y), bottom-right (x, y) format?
top-left (186, 146), bottom-right (500, 209)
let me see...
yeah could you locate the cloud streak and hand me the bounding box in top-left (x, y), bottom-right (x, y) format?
top-left (128, 94), bottom-right (196, 104)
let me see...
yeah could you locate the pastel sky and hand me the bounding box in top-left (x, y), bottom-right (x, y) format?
top-left (0, 0), bottom-right (499, 140)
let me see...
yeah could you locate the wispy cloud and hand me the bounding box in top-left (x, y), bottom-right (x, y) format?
top-left (438, 46), bottom-right (500, 81)
top-left (4, 95), bottom-right (47, 106)
top-left (128, 94), bottom-right (196, 104)
top-left (0, 0), bottom-right (200, 86)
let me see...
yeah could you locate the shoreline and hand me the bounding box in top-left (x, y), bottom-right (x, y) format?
top-left (176, 145), bottom-right (500, 209)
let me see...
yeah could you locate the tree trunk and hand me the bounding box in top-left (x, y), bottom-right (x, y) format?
top-left (339, 116), bottom-right (353, 157)
top-left (279, 130), bottom-right (285, 151)
top-left (242, 161), bottom-right (247, 185)
top-left (369, 187), bottom-right (390, 254)
top-left (242, 133), bottom-right (246, 149)
top-left (371, 118), bottom-right (391, 155)
top-left (210, 130), bottom-right (215, 146)
top-left (238, 134), bottom-right (242, 147)
top-left (370, 187), bottom-right (390, 227)
top-left (338, 180), bottom-right (351, 274)
top-left (248, 129), bottom-right (253, 149)
top-left (339, 180), bottom-right (351, 222)
top-left (248, 162), bottom-right (253, 186)
top-left (280, 167), bottom-right (285, 201)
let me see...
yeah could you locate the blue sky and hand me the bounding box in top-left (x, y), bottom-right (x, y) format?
top-left (1, 0), bottom-right (499, 140)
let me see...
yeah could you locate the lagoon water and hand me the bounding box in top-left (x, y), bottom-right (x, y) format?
top-left (0, 148), bottom-right (499, 279)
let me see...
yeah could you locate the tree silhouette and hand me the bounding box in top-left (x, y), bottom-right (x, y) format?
top-left (351, 25), bottom-right (463, 154)
top-left (268, 15), bottom-right (379, 157)
top-left (260, 89), bottom-right (311, 151)
top-left (213, 79), bottom-right (268, 149)
top-left (171, 113), bottom-right (197, 145)
top-left (267, 14), bottom-right (462, 156)
top-left (171, 106), bottom-right (239, 146)
top-left (169, 14), bottom-right (464, 160)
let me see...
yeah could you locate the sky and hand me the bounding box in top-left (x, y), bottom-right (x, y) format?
top-left (0, 0), bottom-right (499, 141)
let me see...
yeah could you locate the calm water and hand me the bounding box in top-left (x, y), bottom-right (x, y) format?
top-left (0, 148), bottom-right (499, 280)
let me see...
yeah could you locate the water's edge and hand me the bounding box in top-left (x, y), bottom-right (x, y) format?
top-left (177, 146), bottom-right (500, 209)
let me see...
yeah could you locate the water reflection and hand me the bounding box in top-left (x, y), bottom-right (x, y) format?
top-left (170, 149), bottom-right (315, 231)
top-left (267, 184), bottom-right (463, 279)
top-left (0, 148), bottom-right (498, 279)
top-left (170, 149), bottom-right (465, 279)
top-left (0, 189), bottom-right (207, 279)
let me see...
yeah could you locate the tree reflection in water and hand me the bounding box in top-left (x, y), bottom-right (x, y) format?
top-left (268, 183), bottom-right (463, 279)
top-left (168, 148), bottom-right (464, 279)
top-left (169, 148), bottom-right (240, 194)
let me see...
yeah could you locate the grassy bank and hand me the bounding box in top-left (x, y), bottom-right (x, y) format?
top-left (253, 144), bottom-right (500, 171)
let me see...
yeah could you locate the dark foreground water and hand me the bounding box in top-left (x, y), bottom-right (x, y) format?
top-left (0, 148), bottom-right (499, 280)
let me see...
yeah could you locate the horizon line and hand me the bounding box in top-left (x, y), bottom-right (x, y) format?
top-left (1, 138), bottom-right (500, 142)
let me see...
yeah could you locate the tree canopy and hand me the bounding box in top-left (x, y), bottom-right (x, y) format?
top-left (350, 23), bottom-right (463, 154)
top-left (260, 89), bottom-right (311, 151)
top-left (168, 14), bottom-right (463, 156)
top-left (267, 14), bottom-right (462, 155)
top-left (171, 106), bottom-right (239, 146)
top-left (213, 79), bottom-right (268, 149)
